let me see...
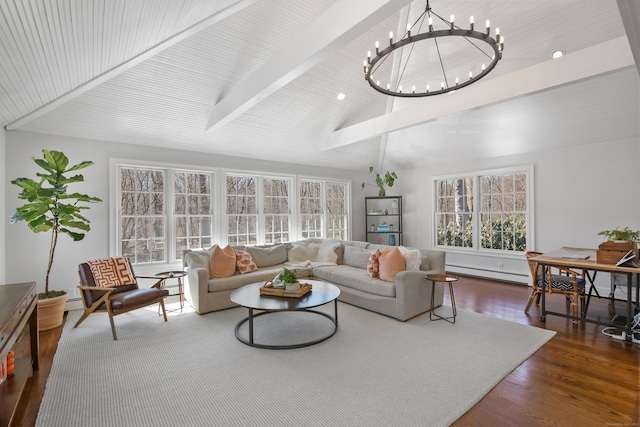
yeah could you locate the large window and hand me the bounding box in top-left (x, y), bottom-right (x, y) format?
top-left (262, 177), bottom-right (290, 243)
top-left (434, 167), bottom-right (531, 253)
top-left (226, 174), bottom-right (258, 245)
top-left (174, 171), bottom-right (214, 257)
top-left (120, 167), bottom-right (166, 264)
top-left (299, 179), bottom-right (349, 239)
top-left (115, 163), bottom-right (349, 265)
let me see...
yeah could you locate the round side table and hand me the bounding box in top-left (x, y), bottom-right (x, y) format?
top-left (154, 271), bottom-right (187, 312)
top-left (425, 274), bottom-right (459, 324)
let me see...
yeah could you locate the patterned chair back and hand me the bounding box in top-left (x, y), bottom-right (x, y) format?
top-left (78, 258), bottom-right (139, 307)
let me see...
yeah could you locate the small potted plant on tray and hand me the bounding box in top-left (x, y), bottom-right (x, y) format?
top-left (275, 267), bottom-right (300, 292)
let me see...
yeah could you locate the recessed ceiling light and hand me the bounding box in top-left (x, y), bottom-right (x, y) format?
top-left (552, 50), bottom-right (565, 59)
top-left (337, 93), bottom-right (346, 100)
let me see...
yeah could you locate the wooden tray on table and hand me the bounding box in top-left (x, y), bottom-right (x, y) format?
top-left (260, 281), bottom-right (312, 298)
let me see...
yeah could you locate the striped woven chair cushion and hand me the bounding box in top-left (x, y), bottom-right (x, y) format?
top-left (536, 274), bottom-right (586, 292)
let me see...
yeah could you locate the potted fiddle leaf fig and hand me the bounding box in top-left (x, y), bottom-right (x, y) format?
top-left (361, 166), bottom-right (398, 197)
top-left (11, 149), bottom-right (102, 330)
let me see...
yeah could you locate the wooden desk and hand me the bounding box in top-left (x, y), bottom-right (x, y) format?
top-left (0, 282), bottom-right (39, 427)
top-left (532, 248), bottom-right (640, 342)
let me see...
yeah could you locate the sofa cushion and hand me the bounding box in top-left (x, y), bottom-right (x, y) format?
top-left (287, 238), bottom-right (340, 266)
top-left (184, 247), bottom-right (214, 270)
top-left (367, 249), bottom-right (381, 278)
top-left (379, 248), bottom-right (406, 282)
top-left (244, 244), bottom-right (288, 268)
top-left (342, 246), bottom-right (372, 269)
top-left (312, 265), bottom-right (396, 297)
top-left (398, 246), bottom-right (422, 271)
top-left (210, 245), bottom-right (236, 278)
top-left (235, 249), bottom-right (258, 274)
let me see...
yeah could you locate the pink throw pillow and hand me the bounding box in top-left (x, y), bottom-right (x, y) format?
top-left (236, 249), bottom-right (258, 274)
top-left (378, 247), bottom-right (406, 282)
top-left (209, 245), bottom-right (236, 278)
top-left (367, 249), bottom-right (381, 278)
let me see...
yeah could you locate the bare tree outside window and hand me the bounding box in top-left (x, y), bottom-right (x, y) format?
top-left (227, 175), bottom-right (257, 245)
top-left (263, 177), bottom-right (290, 243)
top-left (326, 182), bottom-right (347, 239)
top-left (120, 167), bottom-right (166, 263)
top-left (175, 171), bottom-right (214, 258)
top-left (300, 180), bottom-right (323, 238)
top-left (435, 170), bottom-right (528, 252)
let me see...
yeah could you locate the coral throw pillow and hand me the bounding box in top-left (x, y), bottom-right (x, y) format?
top-left (236, 249), bottom-right (258, 274)
top-left (378, 248), bottom-right (406, 282)
top-left (209, 245), bottom-right (237, 278)
top-left (367, 249), bottom-right (381, 278)
top-left (87, 257), bottom-right (136, 287)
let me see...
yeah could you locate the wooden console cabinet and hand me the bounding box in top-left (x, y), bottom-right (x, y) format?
top-left (0, 282), bottom-right (39, 427)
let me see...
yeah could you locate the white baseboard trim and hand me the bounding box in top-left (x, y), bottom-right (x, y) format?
top-left (446, 265), bottom-right (528, 284)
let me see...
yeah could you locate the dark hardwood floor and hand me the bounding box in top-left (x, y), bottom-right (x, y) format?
top-left (9, 276), bottom-right (640, 426)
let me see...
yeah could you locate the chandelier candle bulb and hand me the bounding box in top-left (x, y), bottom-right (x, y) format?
top-left (469, 71), bottom-right (473, 79)
top-left (455, 77), bottom-right (459, 85)
top-left (367, 51), bottom-right (371, 63)
top-left (470, 16), bottom-right (474, 31)
top-left (428, 17), bottom-right (433, 32)
top-left (399, 85), bottom-right (402, 93)
top-left (450, 15), bottom-right (454, 30)
top-left (412, 85), bottom-right (416, 93)
top-left (389, 31), bottom-right (393, 44)
top-left (486, 20), bottom-right (490, 36)
top-left (407, 23), bottom-right (411, 37)
top-left (375, 40), bottom-right (379, 54)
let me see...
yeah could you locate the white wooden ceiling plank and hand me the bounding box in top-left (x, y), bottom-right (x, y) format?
top-left (5, 0), bottom-right (258, 130)
top-left (0, 1), bottom-right (45, 107)
top-left (121, 0), bottom-right (145, 61)
top-left (15, 0), bottom-right (57, 100)
top-left (617, 0), bottom-right (640, 77)
top-left (205, 0), bottom-right (409, 132)
top-left (324, 36), bottom-right (635, 150)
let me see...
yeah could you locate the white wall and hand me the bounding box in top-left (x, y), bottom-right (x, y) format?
top-left (0, 127), bottom-right (5, 284)
top-left (5, 130), bottom-right (639, 297)
top-left (5, 131), bottom-right (366, 296)
top-left (394, 136), bottom-right (640, 292)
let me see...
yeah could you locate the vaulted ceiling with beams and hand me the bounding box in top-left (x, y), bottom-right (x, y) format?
top-left (1, 0), bottom-right (639, 171)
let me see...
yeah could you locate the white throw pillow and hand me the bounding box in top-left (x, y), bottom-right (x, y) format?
top-left (398, 246), bottom-right (422, 271)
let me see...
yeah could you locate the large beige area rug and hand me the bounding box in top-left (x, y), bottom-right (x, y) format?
top-left (37, 301), bottom-right (555, 427)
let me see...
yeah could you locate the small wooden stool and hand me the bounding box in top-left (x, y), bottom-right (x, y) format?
top-left (426, 274), bottom-right (459, 324)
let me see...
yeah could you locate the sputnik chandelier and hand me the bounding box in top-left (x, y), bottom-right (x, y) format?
top-left (363, 0), bottom-right (504, 97)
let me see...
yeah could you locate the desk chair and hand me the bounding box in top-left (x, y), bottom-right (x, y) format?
top-left (524, 251), bottom-right (587, 322)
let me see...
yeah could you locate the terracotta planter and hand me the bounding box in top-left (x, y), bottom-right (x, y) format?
top-left (37, 293), bottom-right (69, 331)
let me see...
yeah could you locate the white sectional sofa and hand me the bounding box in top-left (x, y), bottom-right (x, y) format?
top-left (183, 238), bottom-right (446, 321)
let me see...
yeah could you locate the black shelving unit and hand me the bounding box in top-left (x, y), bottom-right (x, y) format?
top-left (365, 196), bottom-right (403, 246)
